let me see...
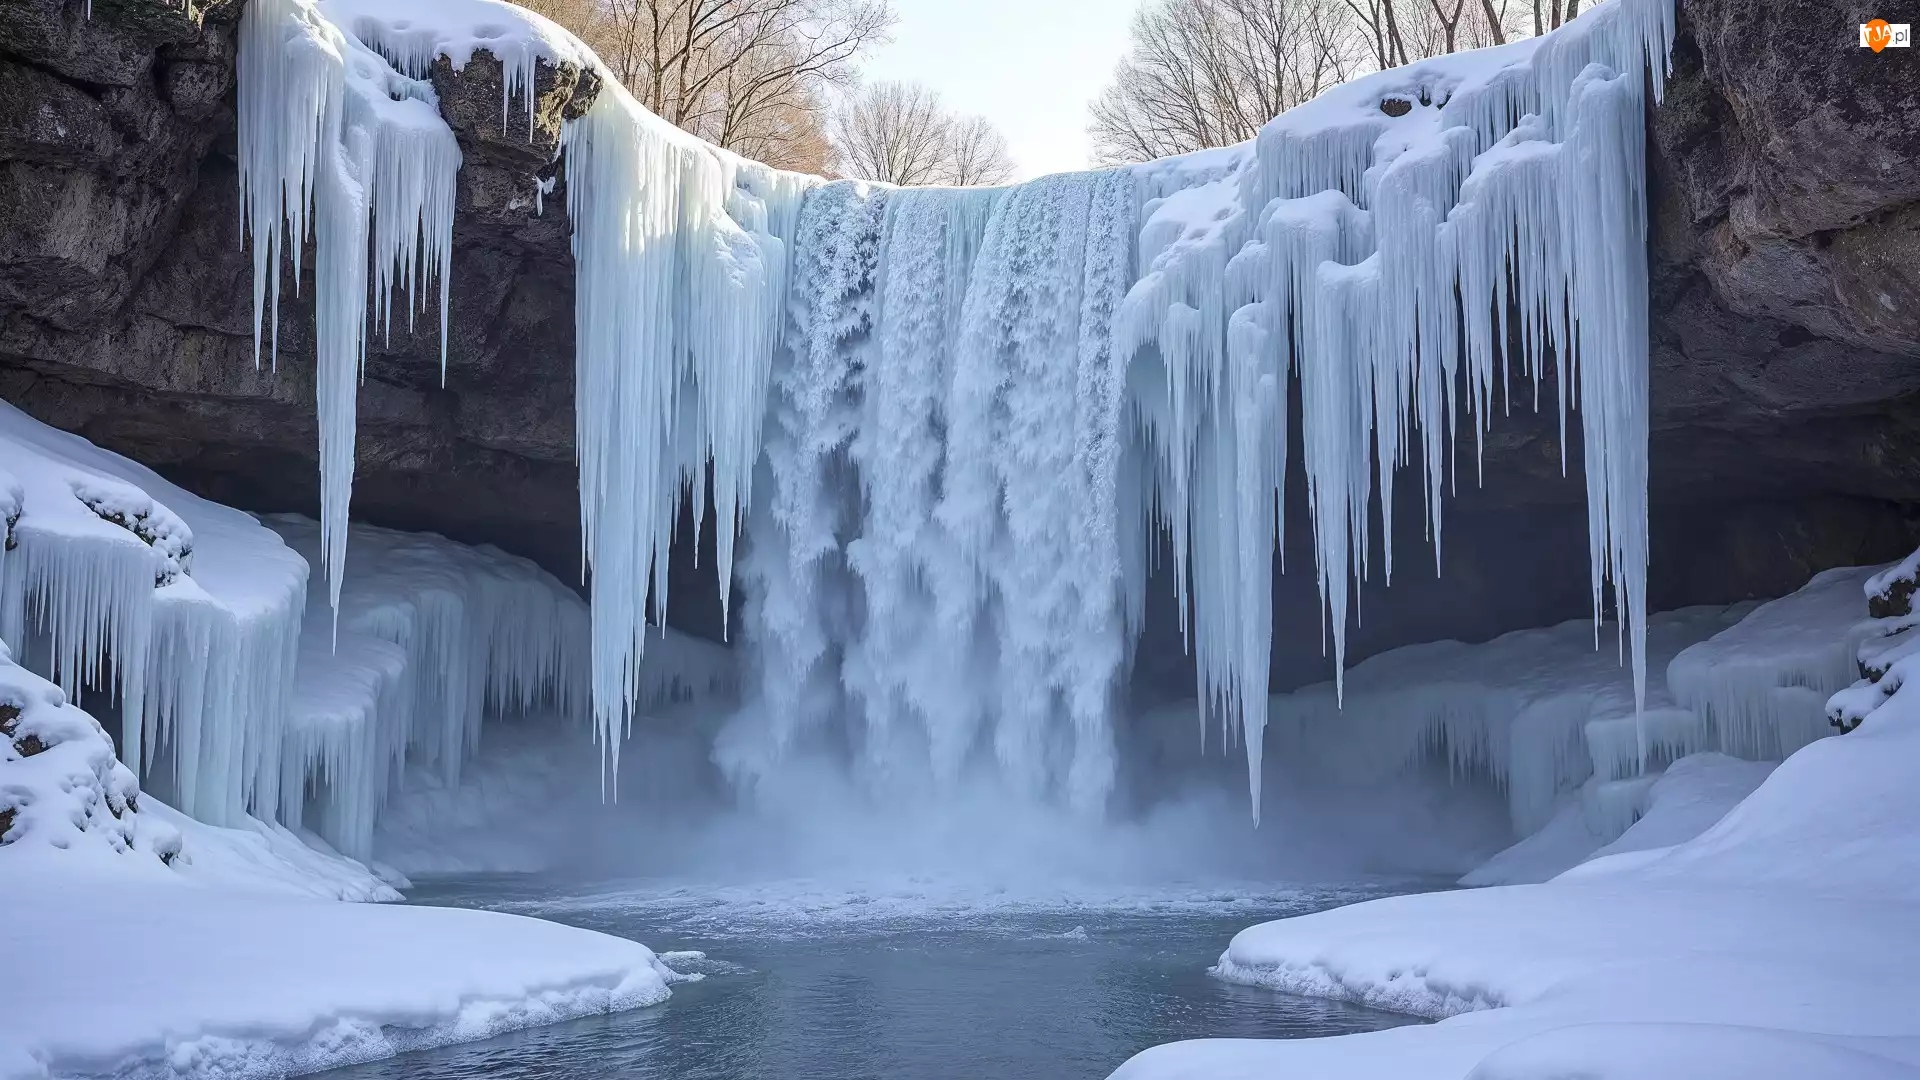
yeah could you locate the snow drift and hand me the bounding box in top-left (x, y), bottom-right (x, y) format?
top-left (1109, 555), bottom-right (1920, 1080)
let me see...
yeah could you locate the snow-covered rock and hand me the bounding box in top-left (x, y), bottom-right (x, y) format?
top-left (0, 638), bottom-right (175, 867)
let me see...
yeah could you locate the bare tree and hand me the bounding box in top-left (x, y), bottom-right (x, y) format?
top-left (830, 81), bottom-right (1017, 186)
top-left (942, 114), bottom-right (1017, 187)
top-left (517, 0), bottom-right (606, 32)
top-left (1426, 0), bottom-right (1467, 54)
top-left (1088, 0), bottom-right (1361, 165)
top-left (831, 80), bottom-right (951, 184)
top-left (533, 0), bottom-right (894, 171)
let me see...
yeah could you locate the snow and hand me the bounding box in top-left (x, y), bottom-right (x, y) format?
top-left (1668, 562), bottom-right (1885, 761)
top-left (0, 399), bottom-right (308, 830)
top-left (1111, 557), bottom-right (1920, 1080)
top-left (232, 0), bottom-right (1678, 815)
top-left (1569, 751), bottom-right (1773, 869)
top-left (0, 630), bottom-right (682, 1077)
top-left (0, 866), bottom-right (686, 1080)
top-left (146, 799), bottom-right (403, 902)
top-left (1464, 751), bottom-right (1772, 885)
top-left (0, 638), bottom-right (166, 866)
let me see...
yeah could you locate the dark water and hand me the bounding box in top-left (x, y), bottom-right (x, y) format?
top-left (323, 876), bottom-right (1426, 1080)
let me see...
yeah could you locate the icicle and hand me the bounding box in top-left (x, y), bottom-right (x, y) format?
top-left (238, 0), bottom-right (461, 613)
top-left (221, 0), bottom-right (1677, 823)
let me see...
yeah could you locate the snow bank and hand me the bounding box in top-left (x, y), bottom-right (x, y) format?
top-left (1566, 751), bottom-right (1773, 870)
top-left (145, 798), bottom-right (403, 901)
top-left (0, 868), bottom-right (685, 1080)
top-left (1111, 559), bottom-right (1920, 1080)
top-left (0, 639), bottom-right (175, 868)
top-left (1463, 750), bottom-right (1772, 885)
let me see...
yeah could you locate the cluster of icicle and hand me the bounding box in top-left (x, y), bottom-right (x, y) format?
top-left (0, 403), bottom-right (307, 832)
top-left (1118, 0), bottom-right (1673, 812)
top-left (266, 516), bottom-right (602, 860)
top-left (560, 76), bottom-right (808, 788)
top-left (0, 403), bottom-right (609, 861)
top-left (237, 0), bottom-right (459, 617)
top-left (233, 0), bottom-right (1675, 817)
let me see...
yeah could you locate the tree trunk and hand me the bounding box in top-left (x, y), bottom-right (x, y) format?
top-left (1482, 0), bottom-right (1506, 43)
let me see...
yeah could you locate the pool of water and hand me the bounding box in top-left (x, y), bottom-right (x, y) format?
top-left (321, 876), bottom-right (1428, 1080)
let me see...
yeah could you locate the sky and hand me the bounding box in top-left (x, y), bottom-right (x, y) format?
top-left (857, 0), bottom-right (1140, 181)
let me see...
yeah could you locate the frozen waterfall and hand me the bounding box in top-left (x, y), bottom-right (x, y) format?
top-left (235, 0), bottom-right (1676, 816)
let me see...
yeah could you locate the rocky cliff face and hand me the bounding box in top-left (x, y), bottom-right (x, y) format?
top-left (2, 0), bottom-right (1916, 666)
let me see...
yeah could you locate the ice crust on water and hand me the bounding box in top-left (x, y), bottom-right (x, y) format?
top-left (228, 0), bottom-right (1675, 813)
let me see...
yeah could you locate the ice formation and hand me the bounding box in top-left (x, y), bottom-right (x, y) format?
top-left (0, 401), bottom-right (308, 829)
top-left (1668, 564), bottom-right (1885, 762)
top-left (1147, 604), bottom-right (1748, 842)
top-left (267, 515), bottom-right (725, 859)
top-left (227, 0), bottom-right (1677, 814)
top-left (238, 0), bottom-right (462, 613)
top-left (0, 399), bottom-right (735, 869)
top-left (1118, 559), bottom-right (1920, 1080)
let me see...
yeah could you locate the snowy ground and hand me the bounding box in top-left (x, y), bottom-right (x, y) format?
top-left (0, 865), bottom-right (689, 1080)
top-left (0, 592), bottom-right (692, 1080)
top-left (1112, 564), bottom-right (1920, 1080)
top-left (0, 404), bottom-right (707, 1080)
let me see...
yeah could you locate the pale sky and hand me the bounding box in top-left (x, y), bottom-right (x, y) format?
top-left (857, 0), bottom-right (1140, 181)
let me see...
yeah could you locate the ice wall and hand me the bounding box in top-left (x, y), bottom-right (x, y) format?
top-left (0, 398), bottom-right (720, 864)
top-left (0, 401), bottom-right (308, 830)
top-left (232, 0), bottom-right (1677, 816)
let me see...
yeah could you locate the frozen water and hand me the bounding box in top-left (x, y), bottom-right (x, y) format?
top-left (232, 0), bottom-right (1678, 814)
top-left (301, 874), bottom-right (1431, 1080)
